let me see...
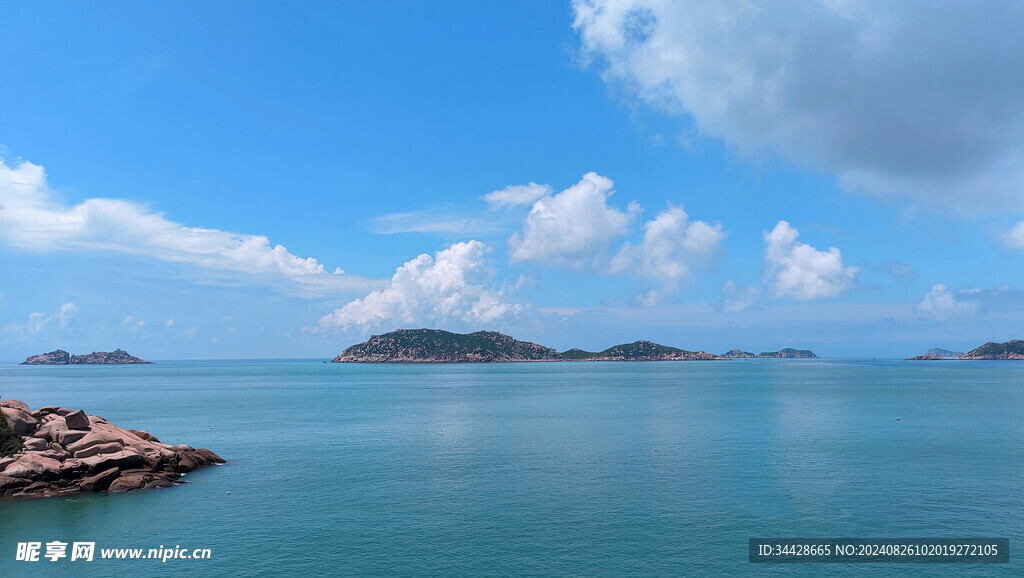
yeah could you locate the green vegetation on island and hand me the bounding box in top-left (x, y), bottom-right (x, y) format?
top-left (960, 339), bottom-right (1024, 360)
top-left (0, 416), bottom-right (21, 458)
top-left (332, 329), bottom-right (562, 363)
top-left (332, 329), bottom-right (813, 363)
top-left (907, 340), bottom-right (1023, 360)
top-left (21, 349), bottom-right (151, 365)
top-left (560, 341), bottom-right (719, 361)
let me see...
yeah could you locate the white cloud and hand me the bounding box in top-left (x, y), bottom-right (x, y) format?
top-left (316, 241), bottom-right (522, 330)
top-left (611, 203), bottom-right (724, 303)
top-left (718, 280), bottom-right (760, 313)
top-left (482, 183), bottom-right (552, 208)
top-left (573, 1), bottom-right (1024, 210)
top-left (165, 318), bottom-right (175, 327)
top-left (5, 302), bottom-right (78, 337)
top-left (370, 211), bottom-right (491, 235)
top-left (1005, 222), bottom-right (1024, 249)
top-left (916, 284), bottom-right (981, 320)
top-left (764, 221), bottom-right (858, 300)
top-left (509, 172), bottom-right (639, 267)
top-left (0, 157), bottom-right (377, 296)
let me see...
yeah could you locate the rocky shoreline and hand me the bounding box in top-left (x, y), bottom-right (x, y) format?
top-left (1, 399), bottom-right (223, 498)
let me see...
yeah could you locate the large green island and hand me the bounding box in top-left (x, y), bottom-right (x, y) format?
top-left (907, 339), bottom-right (1024, 360)
top-left (332, 329), bottom-right (816, 363)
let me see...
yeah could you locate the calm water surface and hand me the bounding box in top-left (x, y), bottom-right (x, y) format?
top-left (1, 359), bottom-right (1021, 576)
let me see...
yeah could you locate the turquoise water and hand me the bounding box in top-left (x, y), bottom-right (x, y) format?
top-left (1, 359), bottom-right (1022, 576)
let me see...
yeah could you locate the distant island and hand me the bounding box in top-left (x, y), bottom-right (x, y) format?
top-left (960, 339), bottom-right (1024, 360)
top-left (720, 348), bottom-right (818, 359)
top-left (333, 329), bottom-right (561, 363)
top-left (924, 347), bottom-right (964, 358)
top-left (561, 341), bottom-right (719, 361)
top-left (907, 340), bottom-right (1023, 360)
top-left (332, 329), bottom-right (817, 363)
top-left (21, 349), bottom-right (151, 365)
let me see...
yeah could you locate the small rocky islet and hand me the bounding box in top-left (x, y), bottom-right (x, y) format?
top-left (331, 329), bottom-right (817, 363)
top-left (1, 399), bottom-right (223, 499)
top-left (21, 349), bottom-right (151, 365)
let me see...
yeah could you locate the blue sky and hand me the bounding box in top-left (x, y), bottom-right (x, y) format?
top-left (2, 1), bottom-right (1023, 360)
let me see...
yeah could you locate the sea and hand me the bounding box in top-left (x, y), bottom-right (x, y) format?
top-left (1, 359), bottom-right (1022, 576)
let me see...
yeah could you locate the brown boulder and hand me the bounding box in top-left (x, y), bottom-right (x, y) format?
top-left (80, 467), bottom-right (120, 492)
top-left (57, 429), bottom-right (88, 446)
top-left (22, 437), bottom-right (50, 452)
top-left (65, 430), bottom-right (125, 454)
top-left (191, 448), bottom-right (226, 466)
top-left (36, 417), bottom-right (69, 442)
top-left (108, 470), bottom-right (177, 493)
top-left (2, 407), bottom-right (39, 435)
top-left (4, 454), bottom-right (62, 480)
top-left (64, 409), bottom-right (91, 430)
top-left (73, 442), bottom-right (124, 459)
top-left (79, 449), bottom-right (145, 474)
top-left (58, 459), bottom-right (87, 478)
top-left (0, 400), bottom-right (32, 414)
top-left (128, 429), bottom-right (161, 443)
top-left (0, 474), bottom-right (31, 494)
top-left (38, 407), bottom-right (74, 417)
top-left (21, 480), bottom-right (55, 495)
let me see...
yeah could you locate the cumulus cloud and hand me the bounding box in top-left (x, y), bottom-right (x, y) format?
top-left (611, 203), bottom-right (724, 304)
top-left (316, 241), bottom-right (521, 330)
top-left (763, 221), bottom-right (858, 300)
top-left (4, 302), bottom-right (78, 337)
top-left (916, 284), bottom-right (982, 320)
top-left (0, 157), bottom-right (376, 296)
top-left (915, 284), bottom-right (1024, 321)
top-left (509, 172), bottom-right (639, 267)
top-left (1005, 222), bottom-right (1024, 249)
top-left (483, 183), bottom-right (552, 208)
top-left (573, 1), bottom-right (1024, 210)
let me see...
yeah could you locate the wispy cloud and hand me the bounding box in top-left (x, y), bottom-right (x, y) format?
top-left (370, 211), bottom-right (493, 235)
top-left (0, 157), bottom-right (378, 297)
top-left (717, 280), bottom-right (760, 313)
top-left (482, 182), bottom-right (552, 208)
top-left (4, 302), bottom-right (78, 338)
top-left (1004, 222), bottom-right (1024, 249)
